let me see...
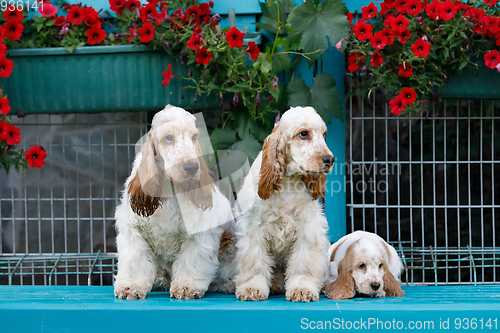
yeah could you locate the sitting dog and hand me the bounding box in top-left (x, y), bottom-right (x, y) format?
top-left (114, 105), bottom-right (235, 300)
top-left (324, 231), bottom-right (405, 299)
top-left (234, 106), bottom-right (335, 302)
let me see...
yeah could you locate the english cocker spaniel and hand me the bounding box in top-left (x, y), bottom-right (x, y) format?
top-left (234, 106), bottom-right (335, 302)
top-left (325, 231), bottom-right (405, 299)
top-left (114, 105), bottom-right (236, 300)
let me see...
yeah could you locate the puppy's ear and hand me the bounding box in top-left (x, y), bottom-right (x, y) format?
top-left (324, 257), bottom-right (356, 299)
top-left (303, 173), bottom-right (326, 200)
top-left (258, 127), bottom-right (286, 200)
top-left (383, 263), bottom-right (405, 297)
top-left (128, 133), bottom-right (164, 217)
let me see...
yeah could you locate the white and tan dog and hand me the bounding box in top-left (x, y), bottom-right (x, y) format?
top-left (325, 231), bottom-right (404, 299)
top-left (234, 106), bottom-right (335, 302)
top-left (114, 105), bottom-right (236, 300)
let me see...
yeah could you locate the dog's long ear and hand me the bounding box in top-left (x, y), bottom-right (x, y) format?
top-left (303, 173), bottom-right (326, 200)
top-left (383, 263), bottom-right (405, 297)
top-left (324, 256), bottom-right (356, 299)
top-left (128, 133), bottom-right (164, 217)
top-left (258, 126), bottom-right (286, 200)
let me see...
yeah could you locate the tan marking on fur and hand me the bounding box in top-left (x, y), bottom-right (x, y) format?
top-left (302, 173), bottom-right (326, 200)
top-left (329, 238), bottom-right (348, 262)
top-left (219, 231), bottom-right (234, 253)
top-left (170, 285), bottom-right (206, 299)
top-left (236, 288), bottom-right (268, 301)
top-left (287, 288), bottom-right (319, 302)
top-left (382, 261), bottom-right (405, 297)
top-left (258, 126), bottom-right (286, 200)
top-left (325, 243), bottom-right (357, 299)
top-left (270, 265), bottom-right (285, 295)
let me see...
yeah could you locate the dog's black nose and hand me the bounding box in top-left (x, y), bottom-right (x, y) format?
top-left (322, 156), bottom-right (335, 167)
top-left (371, 283), bottom-right (380, 291)
top-left (183, 163), bottom-right (199, 175)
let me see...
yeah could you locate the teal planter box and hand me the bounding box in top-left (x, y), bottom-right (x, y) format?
top-left (1, 45), bottom-right (219, 114)
top-left (439, 64), bottom-right (500, 100)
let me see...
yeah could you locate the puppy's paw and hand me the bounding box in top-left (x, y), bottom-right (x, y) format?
top-left (374, 290), bottom-right (386, 298)
top-left (114, 283), bottom-right (149, 300)
top-left (170, 283), bottom-right (206, 300)
top-left (236, 287), bottom-right (268, 301)
top-left (286, 288), bottom-right (319, 302)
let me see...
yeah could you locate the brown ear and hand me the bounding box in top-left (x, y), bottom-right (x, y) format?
top-left (128, 134), bottom-right (164, 217)
top-left (383, 264), bottom-right (405, 297)
top-left (258, 127), bottom-right (286, 200)
top-left (303, 173), bottom-right (326, 200)
top-left (324, 257), bottom-right (356, 299)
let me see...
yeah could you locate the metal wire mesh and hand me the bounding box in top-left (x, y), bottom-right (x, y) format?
top-left (347, 75), bottom-right (500, 285)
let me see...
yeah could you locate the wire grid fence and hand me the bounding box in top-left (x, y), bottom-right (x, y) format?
top-left (347, 75), bottom-right (500, 285)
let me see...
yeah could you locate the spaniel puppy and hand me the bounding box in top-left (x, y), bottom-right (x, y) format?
top-left (234, 106), bottom-right (335, 302)
top-left (324, 231), bottom-right (405, 299)
top-left (114, 105), bottom-right (236, 300)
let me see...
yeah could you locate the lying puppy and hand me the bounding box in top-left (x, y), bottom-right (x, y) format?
top-left (114, 105), bottom-right (235, 300)
top-left (325, 231), bottom-right (405, 299)
top-left (234, 106), bottom-right (334, 302)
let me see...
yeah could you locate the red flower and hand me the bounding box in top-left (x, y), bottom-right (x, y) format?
top-left (425, 1), bottom-right (440, 20)
top-left (395, 28), bottom-right (411, 43)
top-left (381, 28), bottom-right (395, 45)
top-left (83, 7), bottom-right (100, 27)
top-left (389, 95), bottom-right (406, 115)
top-left (187, 34), bottom-right (203, 50)
top-left (0, 44), bottom-right (6, 54)
top-left (186, 5), bottom-right (202, 23)
top-left (196, 47), bottom-right (212, 65)
top-left (398, 63), bottom-right (413, 77)
top-left (348, 52), bottom-right (365, 72)
top-left (484, 0), bottom-right (499, 6)
top-left (246, 41), bottom-right (260, 60)
top-left (127, 23), bottom-right (138, 43)
top-left (380, 0), bottom-right (395, 15)
top-left (4, 21), bottom-right (24, 41)
top-left (395, 0), bottom-right (408, 14)
top-left (199, 3), bottom-right (212, 16)
top-left (353, 20), bottom-right (373, 41)
top-left (147, 0), bottom-right (161, 5)
top-left (225, 26), bottom-right (245, 48)
top-left (0, 97), bottom-right (10, 115)
top-left (86, 25), bottom-right (106, 45)
top-left (109, 0), bottom-right (126, 14)
top-left (162, 64), bottom-right (173, 86)
top-left (67, 6), bottom-right (84, 25)
top-left (438, 1), bottom-right (457, 21)
top-left (125, 0), bottom-right (140, 12)
top-left (389, 14), bottom-right (409, 33)
top-left (370, 32), bottom-right (388, 50)
top-left (0, 121), bottom-right (7, 141)
top-left (0, 26), bottom-right (5, 44)
top-left (484, 50), bottom-right (500, 69)
top-left (138, 22), bottom-right (155, 43)
top-left (0, 55), bottom-right (14, 78)
top-left (3, 8), bottom-right (23, 23)
top-left (25, 145), bottom-right (47, 168)
top-left (39, 3), bottom-right (58, 17)
top-left (362, 2), bottom-right (378, 20)
top-left (496, 32), bottom-right (500, 47)
top-left (411, 38), bottom-right (431, 58)
top-left (347, 12), bottom-right (354, 23)
top-left (54, 16), bottom-right (66, 26)
top-left (370, 51), bottom-right (383, 67)
top-left (1, 124), bottom-right (21, 146)
top-left (139, 3), bottom-right (157, 22)
top-left (399, 87), bottom-right (417, 105)
top-left (405, 0), bottom-right (422, 16)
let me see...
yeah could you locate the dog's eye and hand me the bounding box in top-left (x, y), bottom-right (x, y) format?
top-left (165, 135), bottom-right (173, 143)
top-left (298, 131), bottom-right (308, 139)
top-left (359, 263), bottom-right (365, 269)
top-left (192, 134), bottom-right (198, 141)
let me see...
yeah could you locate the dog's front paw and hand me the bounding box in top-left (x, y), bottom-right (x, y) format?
top-left (374, 290), bottom-right (386, 298)
top-left (170, 283), bottom-right (206, 299)
top-left (236, 287), bottom-right (268, 301)
top-left (114, 282), bottom-right (150, 300)
top-left (286, 288), bottom-right (319, 302)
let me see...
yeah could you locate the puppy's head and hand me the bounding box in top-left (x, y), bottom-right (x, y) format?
top-left (128, 105), bottom-right (214, 216)
top-left (258, 107), bottom-right (334, 200)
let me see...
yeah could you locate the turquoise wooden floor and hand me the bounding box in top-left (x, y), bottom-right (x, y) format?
top-left (1, 285), bottom-right (499, 332)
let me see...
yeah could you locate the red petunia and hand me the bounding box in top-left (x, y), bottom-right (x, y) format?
top-left (83, 7), bottom-right (100, 27)
top-left (353, 20), bottom-right (373, 41)
top-left (0, 26), bottom-right (5, 44)
top-left (437, 1), bottom-right (457, 21)
top-left (389, 14), bottom-right (409, 33)
top-left (380, 0), bottom-right (395, 15)
top-left (54, 16), bottom-right (66, 27)
top-left (86, 25), bottom-right (106, 45)
top-left (3, 8), bottom-right (23, 23)
top-left (370, 51), bottom-right (383, 67)
top-left (138, 22), bottom-right (155, 43)
top-left (187, 34), bottom-right (203, 50)
top-left (347, 12), bottom-right (354, 23)
top-left (147, 0), bottom-right (161, 5)
top-left (399, 87), bottom-right (417, 105)
top-left (196, 47), bottom-right (212, 65)
top-left (395, 0), bottom-right (408, 14)
top-left (0, 44), bottom-right (6, 54)
top-left (395, 28), bottom-right (411, 43)
top-left (425, 1), bottom-right (440, 20)
top-left (484, 50), bottom-right (500, 69)
top-left (405, 0), bottom-right (422, 16)
top-left (199, 3), bottom-right (212, 16)
top-left (25, 145), bottom-right (47, 168)
top-left (139, 3), bottom-right (158, 23)
top-left (411, 38), bottom-right (431, 58)
top-left (370, 32), bottom-right (388, 50)
top-left (398, 63), bottom-right (413, 77)
top-left (0, 120), bottom-right (7, 141)
top-left (484, 0), bottom-right (499, 6)
top-left (2, 124), bottom-right (21, 146)
top-left (67, 6), bottom-right (85, 25)
top-left (109, 0), bottom-right (126, 14)
top-left (125, 0), bottom-right (141, 12)
top-left (186, 5), bottom-right (202, 23)
top-left (0, 55), bottom-right (14, 78)
top-left (162, 64), bottom-right (173, 86)
top-left (348, 52), bottom-right (365, 72)
top-left (225, 26), bottom-right (245, 48)
top-left (0, 97), bottom-right (10, 115)
top-left (362, 2), bottom-right (378, 21)
top-left (246, 41), bottom-right (260, 60)
top-left (381, 28), bottom-right (395, 45)
top-left (389, 95), bottom-right (406, 116)
top-left (4, 21), bottom-right (24, 41)
top-left (39, 3), bottom-right (58, 17)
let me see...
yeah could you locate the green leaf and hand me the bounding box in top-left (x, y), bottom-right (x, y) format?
top-left (443, 48), bottom-right (449, 60)
top-left (253, 52), bottom-right (272, 74)
top-left (271, 53), bottom-right (291, 73)
top-left (228, 133), bottom-right (262, 164)
top-left (459, 60), bottom-right (468, 71)
top-left (287, 73), bottom-right (343, 123)
top-left (65, 45), bottom-right (76, 53)
top-left (231, 108), bottom-right (270, 142)
top-left (287, 0), bottom-right (350, 62)
top-left (210, 128), bottom-right (238, 151)
top-left (46, 19), bottom-right (56, 27)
